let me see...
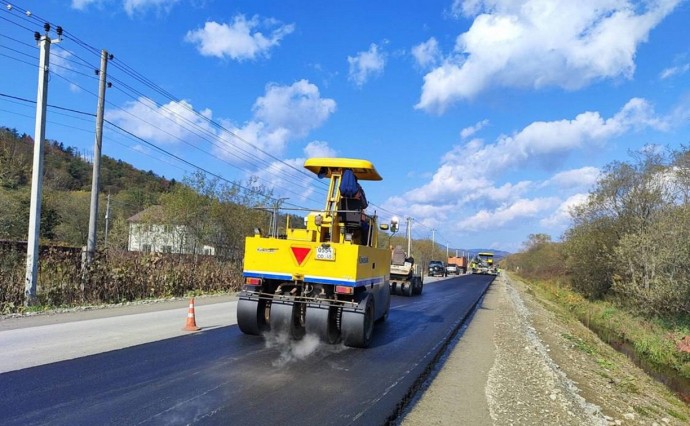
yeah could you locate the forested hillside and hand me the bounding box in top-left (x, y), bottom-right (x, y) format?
top-left (0, 126), bottom-right (175, 247)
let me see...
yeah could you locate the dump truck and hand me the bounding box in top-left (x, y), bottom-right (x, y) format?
top-left (389, 245), bottom-right (423, 296)
top-left (237, 158), bottom-right (394, 348)
top-left (447, 256), bottom-right (468, 274)
top-left (470, 252), bottom-right (498, 275)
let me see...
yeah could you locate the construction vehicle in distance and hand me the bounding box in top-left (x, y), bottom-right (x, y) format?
top-left (238, 158), bottom-right (394, 348)
top-left (447, 255), bottom-right (468, 274)
top-left (470, 252), bottom-right (498, 275)
top-left (389, 244), bottom-right (423, 296)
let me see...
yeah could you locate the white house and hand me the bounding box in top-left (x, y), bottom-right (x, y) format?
top-left (127, 206), bottom-right (215, 255)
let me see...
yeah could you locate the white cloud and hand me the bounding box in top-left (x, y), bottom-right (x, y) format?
top-left (450, 0), bottom-right (482, 18)
top-left (124, 0), bottom-right (180, 16)
top-left (459, 197), bottom-right (561, 232)
top-left (252, 80), bottom-right (336, 138)
top-left (540, 193), bottom-right (589, 228)
top-left (251, 141), bottom-right (338, 202)
top-left (417, 0), bottom-right (682, 113)
top-left (348, 43), bottom-right (385, 87)
top-left (457, 97), bottom-right (667, 174)
top-left (71, 0), bottom-right (100, 9)
top-left (72, 0), bottom-right (181, 16)
top-left (215, 80), bottom-right (336, 162)
top-left (545, 166), bottom-right (601, 190)
top-left (250, 157), bottom-right (318, 202)
top-left (185, 15), bottom-right (294, 61)
top-left (215, 121), bottom-right (288, 164)
top-left (304, 140), bottom-right (337, 158)
top-left (107, 97), bottom-right (215, 145)
top-left (50, 49), bottom-right (78, 92)
top-left (51, 50), bottom-right (73, 72)
top-left (460, 119), bottom-right (489, 139)
top-left (383, 97), bottom-right (668, 240)
top-left (412, 38), bottom-right (441, 69)
top-left (659, 63), bottom-right (690, 79)
top-left (108, 80), bottom-right (335, 174)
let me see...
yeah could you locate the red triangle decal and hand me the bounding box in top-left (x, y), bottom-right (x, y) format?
top-left (291, 247), bottom-right (311, 266)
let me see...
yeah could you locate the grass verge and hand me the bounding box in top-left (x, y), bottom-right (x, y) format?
top-left (511, 273), bottom-right (690, 383)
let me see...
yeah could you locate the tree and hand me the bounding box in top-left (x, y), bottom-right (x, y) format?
top-left (209, 176), bottom-right (273, 259)
top-left (563, 146), bottom-right (690, 311)
top-left (0, 134), bottom-right (30, 189)
top-left (46, 190), bottom-right (94, 246)
top-left (0, 187), bottom-right (30, 239)
top-left (522, 233), bottom-right (552, 251)
top-left (159, 185), bottom-right (211, 254)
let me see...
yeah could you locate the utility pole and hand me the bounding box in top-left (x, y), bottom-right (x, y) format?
top-left (25, 23), bottom-right (62, 306)
top-left (271, 198), bottom-right (289, 237)
top-left (406, 217), bottom-right (412, 255)
top-left (431, 228), bottom-right (436, 258)
top-left (104, 193), bottom-right (111, 248)
top-left (86, 50), bottom-right (111, 263)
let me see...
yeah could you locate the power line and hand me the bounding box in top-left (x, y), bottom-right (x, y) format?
top-left (0, 32), bottom-right (37, 49)
top-left (2, 91), bottom-right (439, 242)
top-left (0, 91), bottom-right (319, 205)
top-left (1, 4), bottom-right (424, 230)
top-left (0, 13), bottom-right (37, 34)
top-left (2, 5), bottom-right (328, 200)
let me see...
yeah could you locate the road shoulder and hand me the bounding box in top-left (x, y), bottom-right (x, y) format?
top-left (0, 293), bottom-right (237, 331)
top-left (403, 280), bottom-right (497, 425)
top-left (404, 274), bottom-right (690, 425)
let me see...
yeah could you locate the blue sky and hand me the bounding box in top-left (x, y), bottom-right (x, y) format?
top-left (1, 0), bottom-right (689, 253)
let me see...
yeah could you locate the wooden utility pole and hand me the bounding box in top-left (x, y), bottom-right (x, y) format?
top-left (86, 50), bottom-right (110, 262)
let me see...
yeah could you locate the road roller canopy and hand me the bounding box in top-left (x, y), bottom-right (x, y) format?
top-left (304, 158), bottom-right (382, 181)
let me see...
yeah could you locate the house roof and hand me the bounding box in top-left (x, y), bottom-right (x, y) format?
top-left (127, 205), bottom-right (166, 222)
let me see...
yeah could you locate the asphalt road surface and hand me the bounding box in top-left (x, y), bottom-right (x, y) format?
top-left (0, 274), bottom-right (494, 425)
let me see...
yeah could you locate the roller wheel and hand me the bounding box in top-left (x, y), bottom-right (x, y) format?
top-left (270, 302), bottom-right (305, 340)
top-left (305, 305), bottom-right (341, 344)
top-left (237, 299), bottom-right (269, 335)
top-left (403, 281), bottom-right (414, 297)
top-left (393, 283), bottom-right (403, 296)
top-left (413, 277), bottom-right (424, 296)
top-left (379, 293), bottom-right (391, 322)
top-left (342, 296), bottom-right (374, 348)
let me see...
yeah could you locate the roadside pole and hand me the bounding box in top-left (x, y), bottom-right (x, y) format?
top-left (86, 50), bottom-right (110, 263)
top-left (406, 217), bottom-right (412, 255)
top-left (24, 24), bottom-right (62, 306)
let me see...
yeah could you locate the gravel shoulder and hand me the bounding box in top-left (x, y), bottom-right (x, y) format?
top-left (403, 274), bottom-right (690, 426)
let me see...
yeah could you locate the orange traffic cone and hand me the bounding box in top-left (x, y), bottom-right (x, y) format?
top-left (183, 297), bottom-right (201, 332)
